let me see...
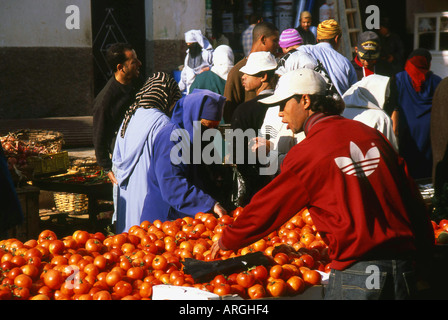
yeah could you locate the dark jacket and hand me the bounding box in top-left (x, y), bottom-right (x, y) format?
top-left (92, 77), bottom-right (138, 171)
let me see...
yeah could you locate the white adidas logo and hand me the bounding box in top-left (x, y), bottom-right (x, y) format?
top-left (334, 142), bottom-right (380, 177)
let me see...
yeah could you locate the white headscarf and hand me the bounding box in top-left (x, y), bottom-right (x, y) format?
top-left (342, 74), bottom-right (391, 110)
top-left (211, 45), bottom-right (234, 80)
top-left (184, 29), bottom-right (212, 50)
top-left (275, 50), bottom-right (318, 76)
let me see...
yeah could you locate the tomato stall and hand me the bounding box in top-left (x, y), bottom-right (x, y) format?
top-left (2, 130), bottom-right (448, 301)
top-left (1, 204), bottom-right (447, 301)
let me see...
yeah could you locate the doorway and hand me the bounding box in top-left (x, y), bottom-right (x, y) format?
top-left (91, 0), bottom-right (146, 96)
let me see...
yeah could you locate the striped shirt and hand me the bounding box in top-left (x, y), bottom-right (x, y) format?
top-left (242, 24), bottom-right (255, 57)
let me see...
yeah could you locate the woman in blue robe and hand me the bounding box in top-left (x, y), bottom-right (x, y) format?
top-left (112, 72), bottom-right (182, 234)
top-left (396, 49), bottom-right (442, 180)
top-left (140, 89), bottom-right (228, 223)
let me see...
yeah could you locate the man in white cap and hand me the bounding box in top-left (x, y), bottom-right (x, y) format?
top-left (179, 29), bottom-right (214, 94)
top-left (211, 68), bottom-right (435, 300)
top-left (230, 51), bottom-right (278, 206)
top-left (223, 21), bottom-right (279, 123)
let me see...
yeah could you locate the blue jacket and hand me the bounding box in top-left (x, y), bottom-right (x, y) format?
top-left (141, 90), bottom-right (225, 223)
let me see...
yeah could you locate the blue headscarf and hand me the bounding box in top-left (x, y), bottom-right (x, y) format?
top-left (171, 89), bottom-right (225, 139)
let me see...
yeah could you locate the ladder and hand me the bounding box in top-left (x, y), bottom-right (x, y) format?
top-left (334, 0), bottom-right (363, 60)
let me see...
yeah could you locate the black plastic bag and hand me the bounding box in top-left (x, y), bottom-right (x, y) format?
top-left (182, 251), bottom-right (275, 283)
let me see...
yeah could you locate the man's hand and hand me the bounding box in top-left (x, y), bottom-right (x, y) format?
top-left (210, 240), bottom-right (221, 260)
top-left (213, 202), bottom-right (227, 218)
top-left (250, 137), bottom-right (273, 156)
top-left (107, 171), bottom-right (118, 185)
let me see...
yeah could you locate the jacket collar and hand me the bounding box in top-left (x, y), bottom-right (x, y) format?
top-left (303, 112), bottom-right (341, 136)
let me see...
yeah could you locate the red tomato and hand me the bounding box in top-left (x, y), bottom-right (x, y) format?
top-left (73, 230), bottom-right (90, 246)
top-left (13, 286), bottom-right (30, 300)
top-left (247, 283), bottom-right (267, 299)
top-left (303, 269), bottom-right (321, 286)
top-left (127, 267), bottom-right (144, 281)
top-left (273, 252), bottom-right (290, 265)
top-left (211, 274), bottom-right (228, 287)
top-left (10, 255), bottom-right (26, 268)
top-left (269, 265), bottom-right (283, 279)
top-left (236, 271), bottom-right (255, 288)
top-left (48, 240), bottom-right (65, 255)
top-left (105, 270), bottom-right (122, 287)
top-left (266, 279), bottom-right (287, 297)
top-left (38, 230), bottom-right (57, 243)
top-left (213, 283), bottom-right (231, 296)
top-left (250, 265), bottom-right (268, 283)
top-left (85, 238), bottom-right (103, 253)
top-left (21, 264), bottom-right (39, 279)
top-left (14, 274), bottom-right (33, 289)
top-left (43, 269), bottom-right (63, 290)
top-left (286, 276), bottom-right (306, 295)
top-left (139, 282), bottom-right (153, 299)
top-left (152, 255), bottom-right (168, 271)
top-left (300, 254), bottom-right (315, 268)
top-left (113, 280), bottom-right (133, 298)
top-left (73, 279), bottom-right (92, 295)
top-left (92, 290), bottom-right (112, 300)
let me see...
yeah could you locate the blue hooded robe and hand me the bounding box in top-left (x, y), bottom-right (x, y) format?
top-left (396, 69), bottom-right (441, 180)
top-left (112, 72), bottom-right (181, 234)
top-left (141, 89), bottom-right (225, 223)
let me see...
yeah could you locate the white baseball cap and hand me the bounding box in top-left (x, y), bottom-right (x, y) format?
top-left (259, 68), bottom-right (328, 105)
top-left (239, 51), bottom-right (278, 75)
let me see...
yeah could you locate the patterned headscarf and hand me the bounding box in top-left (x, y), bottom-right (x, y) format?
top-left (120, 72), bottom-right (182, 137)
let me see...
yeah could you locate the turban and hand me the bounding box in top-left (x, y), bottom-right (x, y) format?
top-left (317, 19), bottom-right (342, 40)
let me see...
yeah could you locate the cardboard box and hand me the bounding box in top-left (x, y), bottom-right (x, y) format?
top-left (152, 285), bottom-right (243, 300)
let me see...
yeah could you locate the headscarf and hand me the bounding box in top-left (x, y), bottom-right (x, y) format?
top-left (184, 30), bottom-right (212, 50)
top-left (120, 72), bottom-right (182, 138)
top-left (342, 74), bottom-right (391, 110)
top-left (317, 19), bottom-right (342, 40)
top-left (171, 89), bottom-right (225, 139)
top-left (405, 48), bottom-right (432, 93)
top-left (211, 45), bottom-right (234, 80)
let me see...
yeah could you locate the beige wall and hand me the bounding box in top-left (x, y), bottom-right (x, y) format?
top-left (0, 0), bottom-right (91, 47)
top-left (145, 0), bottom-right (206, 75)
top-left (146, 0), bottom-right (206, 41)
top-left (0, 0), bottom-right (93, 119)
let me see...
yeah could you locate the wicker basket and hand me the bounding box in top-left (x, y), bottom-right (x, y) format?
top-left (54, 192), bottom-right (89, 215)
top-left (13, 129), bottom-right (64, 153)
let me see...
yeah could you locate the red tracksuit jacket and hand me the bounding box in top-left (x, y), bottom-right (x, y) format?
top-left (220, 113), bottom-right (435, 270)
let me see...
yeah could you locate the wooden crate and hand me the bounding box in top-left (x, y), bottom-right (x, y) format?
top-left (28, 151), bottom-right (70, 176)
top-left (6, 186), bottom-right (40, 242)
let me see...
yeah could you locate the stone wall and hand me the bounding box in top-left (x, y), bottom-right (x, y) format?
top-left (0, 47), bottom-right (94, 119)
top-left (146, 39), bottom-right (187, 75)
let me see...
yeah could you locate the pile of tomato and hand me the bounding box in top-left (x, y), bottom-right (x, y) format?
top-left (0, 208), bottom-right (330, 300)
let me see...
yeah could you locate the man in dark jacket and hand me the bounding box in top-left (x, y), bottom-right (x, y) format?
top-left (92, 43), bottom-right (142, 223)
top-left (92, 43), bottom-right (142, 183)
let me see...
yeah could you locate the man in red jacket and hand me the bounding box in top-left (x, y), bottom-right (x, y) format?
top-left (210, 69), bottom-right (435, 300)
